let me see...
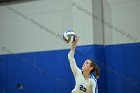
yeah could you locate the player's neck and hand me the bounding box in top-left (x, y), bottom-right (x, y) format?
top-left (83, 71), bottom-right (90, 80)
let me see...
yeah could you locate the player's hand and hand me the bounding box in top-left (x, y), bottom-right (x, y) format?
top-left (71, 36), bottom-right (79, 50)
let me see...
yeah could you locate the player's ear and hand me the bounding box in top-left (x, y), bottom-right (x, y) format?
top-left (90, 66), bottom-right (93, 71)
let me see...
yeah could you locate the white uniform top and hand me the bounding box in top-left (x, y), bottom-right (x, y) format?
top-left (68, 50), bottom-right (98, 93)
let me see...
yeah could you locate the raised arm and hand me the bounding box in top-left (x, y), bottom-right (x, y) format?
top-left (68, 37), bottom-right (79, 76)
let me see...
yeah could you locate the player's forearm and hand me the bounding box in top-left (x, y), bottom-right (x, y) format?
top-left (68, 50), bottom-right (75, 61)
top-left (71, 45), bottom-right (76, 51)
top-left (68, 50), bottom-right (78, 75)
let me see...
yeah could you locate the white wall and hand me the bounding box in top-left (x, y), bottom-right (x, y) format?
top-left (72, 0), bottom-right (104, 45)
top-left (92, 0), bottom-right (104, 45)
top-left (103, 0), bottom-right (140, 45)
top-left (0, 0), bottom-right (73, 54)
top-left (72, 0), bottom-right (94, 45)
top-left (1, 0), bottom-right (139, 55)
top-left (0, 0), bottom-right (105, 55)
top-left (72, 0), bottom-right (140, 45)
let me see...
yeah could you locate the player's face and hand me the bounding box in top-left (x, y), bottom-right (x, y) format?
top-left (82, 60), bottom-right (93, 71)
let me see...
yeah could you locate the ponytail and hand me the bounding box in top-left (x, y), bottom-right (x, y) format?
top-left (89, 59), bottom-right (100, 79)
top-left (95, 65), bottom-right (100, 79)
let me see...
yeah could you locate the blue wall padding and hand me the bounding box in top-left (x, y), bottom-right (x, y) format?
top-left (105, 43), bottom-right (140, 93)
top-left (7, 54), bottom-right (23, 93)
top-left (0, 55), bottom-right (7, 93)
top-left (53, 50), bottom-right (74, 93)
top-left (37, 51), bottom-right (55, 93)
top-left (21, 53), bottom-right (39, 93)
top-left (123, 44), bottom-right (140, 93)
top-left (0, 43), bottom-right (140, 93)
top-left (94, 45), bottom-right (107, 93)
top-left (105, 45), bottom-right (125, 93)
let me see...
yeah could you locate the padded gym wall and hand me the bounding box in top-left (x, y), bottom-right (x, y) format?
top-left (103, 0), bottom-right (140, 93)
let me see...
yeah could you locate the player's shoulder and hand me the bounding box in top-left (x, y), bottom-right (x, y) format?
top-left (90, 75), bottom-right (97, 84)
top-left (75, 68), bottom-right (83, 76)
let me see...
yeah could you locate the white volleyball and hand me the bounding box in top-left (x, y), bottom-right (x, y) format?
top-left (63, 30), bottom-right (76, 44)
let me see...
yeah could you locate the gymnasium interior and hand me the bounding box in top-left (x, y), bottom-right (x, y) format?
top-left (0, 0), bottom-right (140, 93)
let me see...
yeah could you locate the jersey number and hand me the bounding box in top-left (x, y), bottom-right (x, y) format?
top-left (80, 85), bottom-right (87, 92)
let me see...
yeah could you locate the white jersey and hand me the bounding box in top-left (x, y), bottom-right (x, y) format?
top-left (68, 50), bottom-right (98, 93)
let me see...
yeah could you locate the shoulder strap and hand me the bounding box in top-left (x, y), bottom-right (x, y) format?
top-left (90, 75), bottom-right (98, 93)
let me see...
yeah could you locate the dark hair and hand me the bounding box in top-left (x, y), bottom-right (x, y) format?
top-left (89, 59), bottom-right (100, 79)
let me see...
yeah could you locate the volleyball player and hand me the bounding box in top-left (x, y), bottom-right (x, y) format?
top-left (68, 37), bottom-right (100, 93)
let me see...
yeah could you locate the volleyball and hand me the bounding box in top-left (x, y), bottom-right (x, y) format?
top-left (63, 29), bottom-right (76, 44)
